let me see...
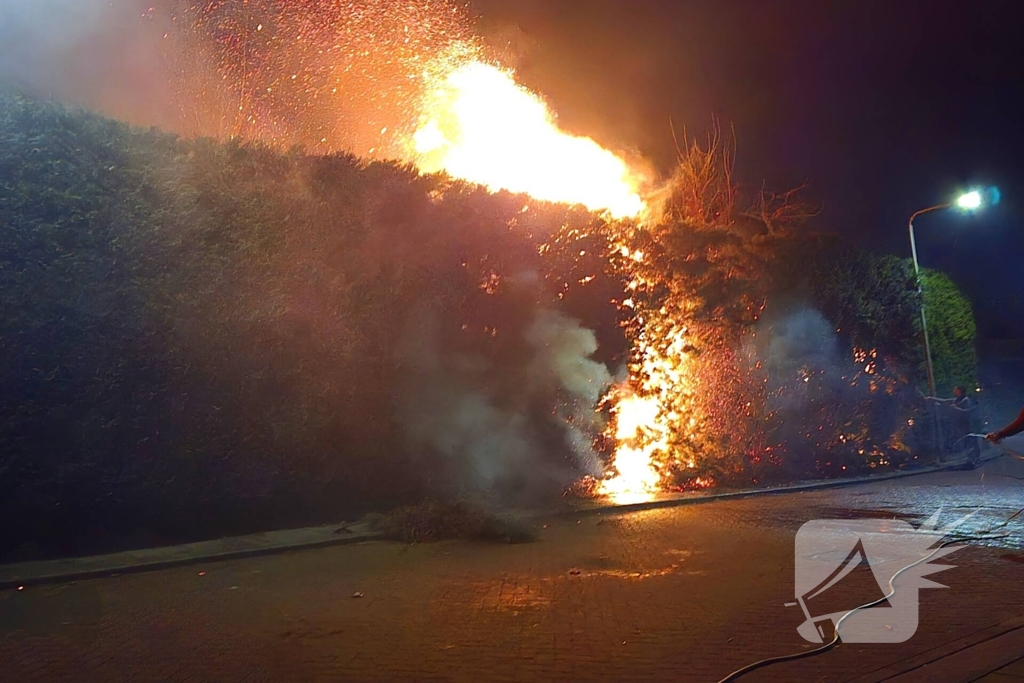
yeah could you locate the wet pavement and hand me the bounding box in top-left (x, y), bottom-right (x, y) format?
top-left (2, 454), bottom-right (1024, 682)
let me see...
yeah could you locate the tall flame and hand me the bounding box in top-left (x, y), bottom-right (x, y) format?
top-left (598, 262), bottom-right (708, 503)
top-left (410, 59), bottom-right (646, 219)
top-left (600, 393), bottom-right (665, 504)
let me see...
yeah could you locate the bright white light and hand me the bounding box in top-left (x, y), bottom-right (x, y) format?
top-left (956, 190), bottom-right (983, 211)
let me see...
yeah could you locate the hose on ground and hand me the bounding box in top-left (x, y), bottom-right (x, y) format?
top-left (715, 438), bottom-right (1024, 683)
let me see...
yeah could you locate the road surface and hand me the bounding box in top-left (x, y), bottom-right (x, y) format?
top-left (3, 457), bottom-right (1024, 682)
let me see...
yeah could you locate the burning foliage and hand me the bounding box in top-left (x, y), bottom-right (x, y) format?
top-left (0, 2), bottom-right (980, 556)
top-left (556, 131), bottom-right (976, 497)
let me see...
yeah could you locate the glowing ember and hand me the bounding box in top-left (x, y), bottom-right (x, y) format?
top-left (409, 59), bottom-right (646, 219)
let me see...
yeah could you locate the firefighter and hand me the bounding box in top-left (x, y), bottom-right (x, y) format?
top-left (927, 386), bottom-right (980, 463)
top-left (988, 407), bottom-right (1024, 444)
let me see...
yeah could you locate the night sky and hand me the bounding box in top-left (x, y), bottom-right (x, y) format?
top-left (473, 0), bottom-right (1024, 341)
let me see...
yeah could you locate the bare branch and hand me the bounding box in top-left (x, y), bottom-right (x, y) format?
top-left (664, 117), bottom-right (738, 228)
top-left (744, 181), bottom-right (821, 233)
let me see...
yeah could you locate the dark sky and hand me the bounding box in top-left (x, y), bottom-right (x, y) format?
top-left (472, 0), bottom-right (1024, 340)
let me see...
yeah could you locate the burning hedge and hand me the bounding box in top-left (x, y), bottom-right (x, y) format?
top-left (0, 91), bottom-right (976, 556)
top-left (569, 130), bottom-right (978, 497)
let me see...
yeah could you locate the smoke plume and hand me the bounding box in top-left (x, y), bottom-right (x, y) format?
top-left (0, 1), bottom-right (183, 128)
top-left (751, 307), bottom-right (919, 477)
top-left (400, 305), bottom-right (612, 501)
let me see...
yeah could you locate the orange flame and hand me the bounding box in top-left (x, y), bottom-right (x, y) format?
top-left (600, 393), bottom-right (665, 503)
top-left (409, 57), bottom-right (646, 219)
top-left (599, 294), bottom-right (704, 503)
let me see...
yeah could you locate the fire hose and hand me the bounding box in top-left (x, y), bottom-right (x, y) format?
top-left (715, 436), bottom-right (1024, 683)
top-left (963, 433), bottom-right (1024, 461)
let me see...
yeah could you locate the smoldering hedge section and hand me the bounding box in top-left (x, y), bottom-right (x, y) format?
top-left (751, 307), bottom-right (925, 481)
top-left (0, 92), bottom-right (624, 556)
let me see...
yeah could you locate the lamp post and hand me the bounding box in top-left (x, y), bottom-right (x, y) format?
top-left (908, 190), bottom-right (984, 396)
top-left (908, 190), bottom-right (985, 461)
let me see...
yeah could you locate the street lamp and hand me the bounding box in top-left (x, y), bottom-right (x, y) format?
top-left (956, 190), bottom-right (983, 210)
top-left (908, 190), bottom-right (986, 397)
top-left (909, 190), bottom-right (987, 463)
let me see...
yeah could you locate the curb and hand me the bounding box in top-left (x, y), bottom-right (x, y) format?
top-left (0, 525), bottom-right (382, 591)
top-left (565, 452), bottom-right (1002, 518)
top-left (1, 452), bottom-right (1001, 590)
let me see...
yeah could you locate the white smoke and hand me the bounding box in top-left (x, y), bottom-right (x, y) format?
top-left (401, 307), bottom-right (612, 495)
top-left (0, 1), bottom-right (180, 128)
top-left (0, 0), bottom-right (109, 49)
top-left (525, 309), bottom-right (612, 474)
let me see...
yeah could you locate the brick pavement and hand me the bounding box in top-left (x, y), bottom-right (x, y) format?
top-left (981, 658), bottom-right (1024, 681)
top-left (2, 459), bottom-right (1024, 682)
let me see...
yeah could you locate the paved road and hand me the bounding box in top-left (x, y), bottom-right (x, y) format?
top-left (3, 457), bottom-right (1024, 683)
